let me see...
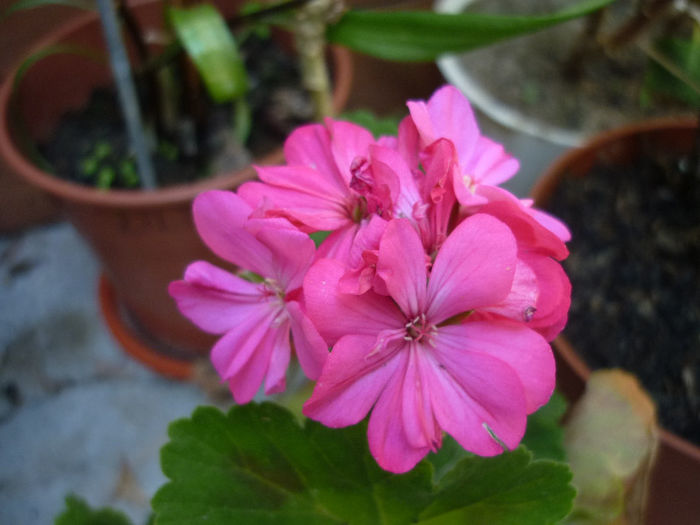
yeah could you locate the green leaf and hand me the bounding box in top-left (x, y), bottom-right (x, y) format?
top-left (152, 403), bottom-right (433, 524)
top-left (327, 0), bottom-right (614, 62)
top-left (54, 494), bottom-right (133, 525)
top-left (168, 3), bottom-right (248, 103)
top-left (522, 391), bottom-right (567, 461)
top-left (1, 0), bottom-right (93, 21)
top-left (153, 403), bottom-right (576, 525)
top-left (340, 110), bottom-right (401, 138)
top-left (418, 447), bottom-right (575, 525)
top-left (309, 230), bottom-right (331, 248)
top-left (644, 32), bottom-right (700, 108)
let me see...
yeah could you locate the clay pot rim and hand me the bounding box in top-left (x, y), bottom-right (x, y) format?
top-left (0, 0), bottom-right (353, 209)
top-left (532, 118), bottom-right (700, 462)
top-left (531, 117), bottom-right (698, 203)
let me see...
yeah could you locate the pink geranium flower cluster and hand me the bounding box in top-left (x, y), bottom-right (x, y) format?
top-left (170, 85), bottom-right (571, 474)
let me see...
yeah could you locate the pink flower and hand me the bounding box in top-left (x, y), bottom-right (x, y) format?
top-left (238, 119), bottom-right (417, 263)
top-left (472, 196), bottom-right (571, 341)
top-left (303, 216), bottom-right (554, 473)
top-left (403, 85), bottom-right (520, 207)
top-left (169, 190), bottom-right (328, 404)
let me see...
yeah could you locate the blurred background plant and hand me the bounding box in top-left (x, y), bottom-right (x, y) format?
top-left (1, 0), bottom-right (613, 189)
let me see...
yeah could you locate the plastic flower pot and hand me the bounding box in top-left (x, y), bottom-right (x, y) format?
top-left (0, 0), bottom-right (352, 380)
top-left (531, 119), bottom-right (700, 525)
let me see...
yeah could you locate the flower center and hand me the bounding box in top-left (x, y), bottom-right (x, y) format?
top-left (403, 313), bottom-right (437, 346)
top-left (263, 278), bottom-right (285, 300)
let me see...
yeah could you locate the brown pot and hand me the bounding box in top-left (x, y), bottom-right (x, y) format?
top-left (531, 119), bottom-right (700, 525)
top-left (0, 0), bottom-right (352, 379)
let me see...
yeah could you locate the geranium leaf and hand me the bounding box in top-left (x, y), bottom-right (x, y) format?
top-left (152, 403), bottom-right (433, 525)
top-left (54, 494), bottom-right (133, 525)
top-left (418, 447), bottom-right (575, 525)
top-left (153, 403), bottom-right (575, 524)
top-left (168, 3), bottom-right (248, 103)
top-left (327, 0), bottom-right (614, 62)
top-left (522, 391), bottom-right (567, 461)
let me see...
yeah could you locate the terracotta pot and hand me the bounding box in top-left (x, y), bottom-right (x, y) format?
top-left (532, 119), bottom-right (700, 525)
top-left (0, 0), bottom-right (352, 379)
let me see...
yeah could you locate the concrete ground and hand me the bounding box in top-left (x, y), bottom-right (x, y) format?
top-left (0, 114), bottom-right (565, 524)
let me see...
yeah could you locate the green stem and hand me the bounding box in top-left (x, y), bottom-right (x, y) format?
top-left (293, 0), bottom-right (344, 120)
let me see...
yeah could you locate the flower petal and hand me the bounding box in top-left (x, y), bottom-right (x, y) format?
top-left (286, 300), bottom-right (329, 380)
top-left (427, 214), bottom-right (517, 323)
top-left (377, 219), bottom-right (427, 317)
top-left (254, 225), bottom-right (315, 291)
top-left (193, 190), bottom-right (274, 276)
top-left (283, 123), bottom-right (347, 191)
top-left (169, 261), bottom-right (264, 334)
top-left (402, 345), bottom-right (441, 450)
top-left (408, 85), bottom-right (480, 167)
top-left (521, 254), bottom-right (571, 341)
top-left (426, 330), bottom-right (528, 454)
top-left (304, 258), bottom-right (405, 345)
top-left (239, 166), bottom-right (350, 231)
top-left (367, 350), bottom-right (432, 473)
top-left (263, 321), bottom-right (292, 395)
top-left (439, 321), bottom-right (554, 414)
top-left (303, 334), bottom-right (403, 427)
top-left (327, 119), bottom-right (376, 183)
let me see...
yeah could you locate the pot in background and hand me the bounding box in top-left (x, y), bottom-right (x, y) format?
top-left (532, 119), bottom-right (700, 525)
top-left (0, 0), bottom-right (352, 379)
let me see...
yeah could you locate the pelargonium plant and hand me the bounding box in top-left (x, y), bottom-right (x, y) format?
top-left (155, 85), bottom-right (575, 523)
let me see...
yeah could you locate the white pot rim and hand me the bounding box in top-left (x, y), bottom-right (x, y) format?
top-left (434, 0), bottom-right (585, 147)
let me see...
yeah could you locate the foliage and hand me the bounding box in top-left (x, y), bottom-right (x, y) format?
top-left (326, 0), bottom-right (615, 61)
top-left (54, 495), bottom-right (133, 525)
top-left (151, 403), bottom-right (575, 525)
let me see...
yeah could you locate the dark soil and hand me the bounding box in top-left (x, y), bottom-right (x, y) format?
top-left (547, 147), bottom-right (700, 444)
top-left (40, 33), bottom-right (313, 189)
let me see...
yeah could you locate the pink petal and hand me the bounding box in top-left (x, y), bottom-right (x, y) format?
top-left (327, 119), bottom-right (376, 183)
top-left (303, 258), bottom-right (405, 345)
top-left (439, 321), bottom-right (554, 414)
top-left (427, 214), bottom-right (517, 323)
top-left (401, 346), bottom-right (441, 450)
top-left (286, 300), bottom-right (329, 380)
top-left (367, 350), bottom-right (432, 473)
top-left (169, 261), bottom-right (264, 334)
top-left (408, 85), bottom-right (480, 167)
top-left (225, 323), bottom-right (286, 403)
top-left (210, 304), bottom-right (278, 380)
top-left (283, 123), bottom-right (347, 192)
top-left (377, 219), bottom-right (427, 317)
top-left (263, 323), bottom-right (292, 395)
top-left (315, 223), bottom-right (360, 263)
top-left (521, 254), bottom-right (571, 341)
top-left (369, 144), bottom-right (420, 218)
top-left (303, 334), bottom-right (404, 427)
top-left (475, 190), bottom-right (569, 260)
top-left (254, 225), bottom-right (315, 291)
top-left (468, 136), bottom-right (519, 187)
top-left (338, 215), bottom-right (387, 295)
top-left (426, 331), bottom-right (528, 454)
top-left (239, 166), bottom-right (351, 231)
top-left (396, 115), bottom-right (420, 171)
top-left (193, 190), bottom-right (274, 276)
top-left (525, 207), bottom-right (572, 243)
top-left (480, 257), bottom-right (539, 323)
